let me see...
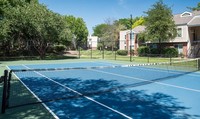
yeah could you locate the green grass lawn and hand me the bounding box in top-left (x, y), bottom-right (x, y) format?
top-left (80, 50), bottom-right (183, 63)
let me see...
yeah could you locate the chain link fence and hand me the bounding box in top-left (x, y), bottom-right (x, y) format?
top-left (0, 40), bottom-right (186, 63)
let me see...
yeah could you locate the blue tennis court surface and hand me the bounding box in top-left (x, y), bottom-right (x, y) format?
top-left (8, 61), bottom-right (200, 119)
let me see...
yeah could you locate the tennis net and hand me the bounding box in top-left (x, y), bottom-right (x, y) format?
top-left (1, 59), bottom-right (200, 113)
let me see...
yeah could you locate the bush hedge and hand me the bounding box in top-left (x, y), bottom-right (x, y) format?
top-left (117, 50), bottom-right (128, 56)
top-left (137, 46), bottom-right (178, 57)
top-left (54, 45), bottom-right (66, 53)
top-left (162, 48), bottom-right (178, 57)
top-left (137, 46), bottom-right (150, 56)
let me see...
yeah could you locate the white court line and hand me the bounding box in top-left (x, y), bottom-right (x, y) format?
top-left (130, 66), bottom-right (200, 77)
top-left (94, 61), bottom-right (200, 77)
top-left (6, 66), bottom-right (59, 119)
top-left (21, 65), bottom-right (132, 119)
top-left (89, 69), bottom-right (200, 93)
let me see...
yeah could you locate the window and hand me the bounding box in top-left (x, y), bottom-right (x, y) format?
top-left (150, 44), bottom-right (157, 49)
top-left (177, 28), bottom-right (182, 37)
top-left (181, 12), bottom-right (192, 17)
top-left (174, 44), bottom-right (183, 54)
top-left (130, 33), bottom-right (134, 40)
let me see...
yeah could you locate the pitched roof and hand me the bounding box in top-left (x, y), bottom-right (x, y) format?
top-left (132, 25), bottom-right (146, 33)
top-left (173, 11), bottom-right (200, 25)
top-left (188, 16), bottom-right (200, 26)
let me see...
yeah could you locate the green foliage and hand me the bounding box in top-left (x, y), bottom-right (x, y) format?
top-left (144, 0), bottom-right (177, 53)
top-left (137, 46), bottom-right (150, 56)
top-left (116, 17), bottom-right (140, 29)
top-left (0, 0), bottom-right (88, 59)
top-left (64, 15), bottom-right (88, 49)
top-left (54, 45), bottom-right (66, 53)
top-left (95, 19), bottom-right (126, 51)
top-left (188, 2), bottom-right (200, 11)
top-left (162, 48), bottom-right (178, 57)
top-left (93, 24), bottom-right (108, 37)
top-left (117, 50), bottom-right (128, 56)
top-left (97, 43), bottom-right (103, 50)
top-left (132, 17), bottom-right (145, 28)
top-left (150, 48), bottom-right (159, 54)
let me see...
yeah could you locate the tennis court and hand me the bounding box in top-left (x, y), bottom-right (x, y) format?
top-left (2, 60), bottom-right (200, 118)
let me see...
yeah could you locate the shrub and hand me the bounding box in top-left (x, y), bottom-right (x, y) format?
top-left (162, 48), bottom-right (178, 57)
top-left (117, 50), bottom-right (128, 56)
top-left (137, 46), bottom-right (150, 56)
top-left (150, 48), bottom-right (159, 54)
top-left (97, 43), bottom-right (103, 50)
top-left (54, 45), bottom-right (66, 53)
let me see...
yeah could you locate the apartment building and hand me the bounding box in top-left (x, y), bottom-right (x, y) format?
top-left (119, 11), bottom-right (200, 57)
top-left (87, 35), bottom-right (98, 50)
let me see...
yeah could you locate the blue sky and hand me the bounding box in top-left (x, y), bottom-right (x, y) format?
top-left (39, 0), bottom-right (199, 34)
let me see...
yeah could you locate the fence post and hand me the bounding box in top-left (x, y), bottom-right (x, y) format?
top-left (169, 54), bottom-right (172, 65)
top-left (147, 54), bottom-right (150, 63)
top-left (197, 58), bottom-right (200, 70)
top-left (115, 48), bottom-right (117, 60)
top-left (102, 41), bottom-right (104, 59)
top-left (130, 47), bottom-right (132, 62)
top-left (78, 46), bottom-right (81, 59)
top-left (1, 70), bottom-right (8, 114)
top-left (91, 42), bottom-right (92, 59)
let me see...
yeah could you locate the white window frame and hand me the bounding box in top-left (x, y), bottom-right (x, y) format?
top-left (177, 28), bottom-right (182, 37)
top-left (180, 12), bottom-right (192, 17)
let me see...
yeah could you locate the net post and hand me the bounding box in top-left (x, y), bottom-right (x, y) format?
top-left (6, 70), bottom-right (12, 108)
top-left (1, 70), bottom-right (8, 114)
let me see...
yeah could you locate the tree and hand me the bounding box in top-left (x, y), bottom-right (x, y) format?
top-left (64, 16), bottom-right (88, 49)
top-left (0, 0), bottom-right (66, 58)
top-left (188, 2), bottom-right (200, 11)
top-left (0, 0), bottom-right (88, 58)
top-left (92, 24), bottom-right (108, 37)
top-left (116, 17), bottom-right (139, 30)
top-left (132, 17), bottom-right (145, 28)
top-left (26, 4), bottom-right (65, 59)
top-left (144, 0), bottom-right (177, 54)
top-left (96, 18), bottom-right (125, 51)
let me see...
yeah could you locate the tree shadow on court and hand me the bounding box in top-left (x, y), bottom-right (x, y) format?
top-left (47, 77), bottom-right (200, 119)
top-left (2, 76), bottom-right (200, 119)
top-left (0, 80), bottom-right (55, 119)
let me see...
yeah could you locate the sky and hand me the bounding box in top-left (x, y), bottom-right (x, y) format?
top-left (39, 0), bottom-right (199, 35)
